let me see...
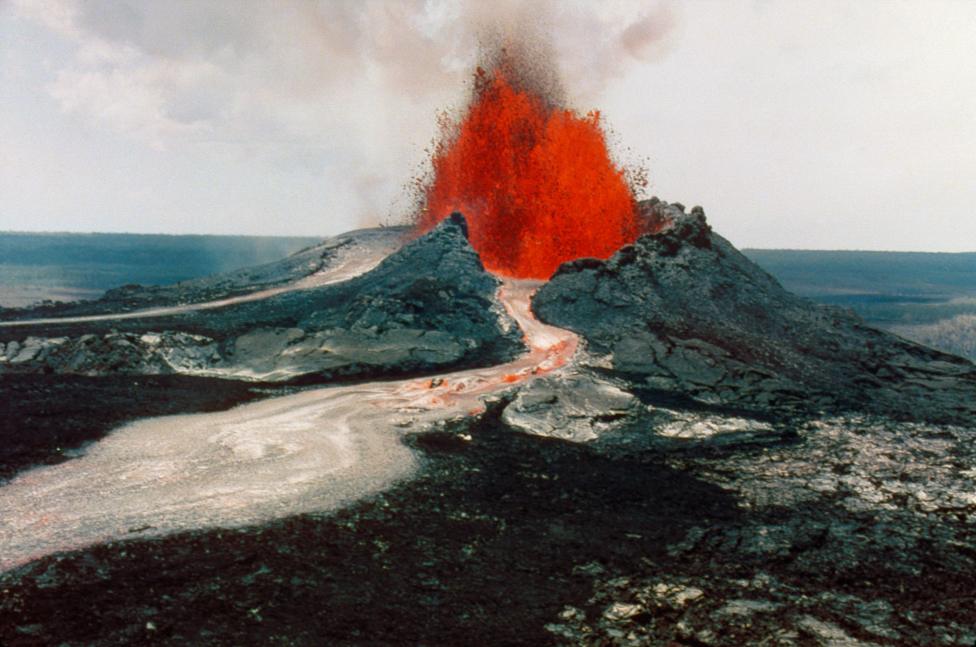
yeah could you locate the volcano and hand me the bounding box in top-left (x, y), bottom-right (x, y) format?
top-left (3, 38), bottom-right (976, 647)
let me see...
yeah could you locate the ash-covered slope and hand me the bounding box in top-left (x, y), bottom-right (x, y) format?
top-left (0, 214), bottom-right (523, 382)
top-left (534, 200), bottom-right (976, 422)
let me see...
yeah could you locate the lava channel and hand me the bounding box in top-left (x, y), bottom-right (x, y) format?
top-left (0, 280), bottom-right (577, 573)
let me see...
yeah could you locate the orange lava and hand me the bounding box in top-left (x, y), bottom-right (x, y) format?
top-left (415, 60), bottom-right (641, 279)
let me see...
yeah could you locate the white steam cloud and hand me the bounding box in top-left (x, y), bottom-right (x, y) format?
top-left (11, 0), bottom-right (676, 226)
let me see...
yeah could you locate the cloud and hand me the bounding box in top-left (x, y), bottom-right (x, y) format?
top-left (12, 0), bottom-right (677, 222)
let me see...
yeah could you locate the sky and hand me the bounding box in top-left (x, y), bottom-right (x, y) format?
top-left (1, 0), bottom-right (974, 251)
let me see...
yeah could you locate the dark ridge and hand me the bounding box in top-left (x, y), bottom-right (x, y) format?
top-left (534, 199), bottom-right (976, 423)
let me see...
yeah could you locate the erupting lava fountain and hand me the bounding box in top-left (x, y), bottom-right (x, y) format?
top-left (414, 49), bottom-right (650, 279)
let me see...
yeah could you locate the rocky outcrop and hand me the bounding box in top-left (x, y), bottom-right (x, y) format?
top-left (501, 370), bottom-right (640, 443)
top-left (533, 200), bottom-right (976, 422)
top-left (543, 411), bottom-right (976, 646)
top-left (0, 333), bottom-right (219, 375)
top-left (0, 215), bottom-right (523, 382)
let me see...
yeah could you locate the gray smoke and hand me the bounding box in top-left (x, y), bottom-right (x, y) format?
top-left (13, 0), bottom-right (677, 226)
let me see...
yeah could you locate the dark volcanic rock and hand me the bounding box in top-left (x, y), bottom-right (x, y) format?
top-left (3, 401), bottom-right (975, 646)
top-left (533, 200), bottom-right (976, 422)
top-left (224, 211), bottom-right (524, 381)
top-left (0, 331), bottom-right (220, 376)
top-left (544, 412), bottom-right (976, 646)
top-left (0, 215), bottom-right (523, 382)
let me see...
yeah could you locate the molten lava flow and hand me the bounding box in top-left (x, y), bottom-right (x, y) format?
top-left (0, 280), bottom-right (578, 573)
top-left (416, 61), bottom-right (642, 279)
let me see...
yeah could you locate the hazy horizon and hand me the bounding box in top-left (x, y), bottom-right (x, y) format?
top-left (2, 0), bottom-right (974, 251)
top-left (0, 228), bottom-right (328, 239)
top-left (2, 229), bottom-right (976, 256)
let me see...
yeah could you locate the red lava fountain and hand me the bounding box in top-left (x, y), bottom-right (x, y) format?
top-left (415, 57), bottom-right (642, 279)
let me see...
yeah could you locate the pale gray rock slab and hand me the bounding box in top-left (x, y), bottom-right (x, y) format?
top-left (501, 370), bottom-right (640, 442)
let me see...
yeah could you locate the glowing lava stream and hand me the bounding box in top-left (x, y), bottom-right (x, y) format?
top-left (0, 280), bottom-right (577, 573)
top-left (0, 231), bottom-right (403, 328)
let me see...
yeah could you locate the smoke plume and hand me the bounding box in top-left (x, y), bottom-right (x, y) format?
top-left (12, 0), bottom-right (677, 227)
